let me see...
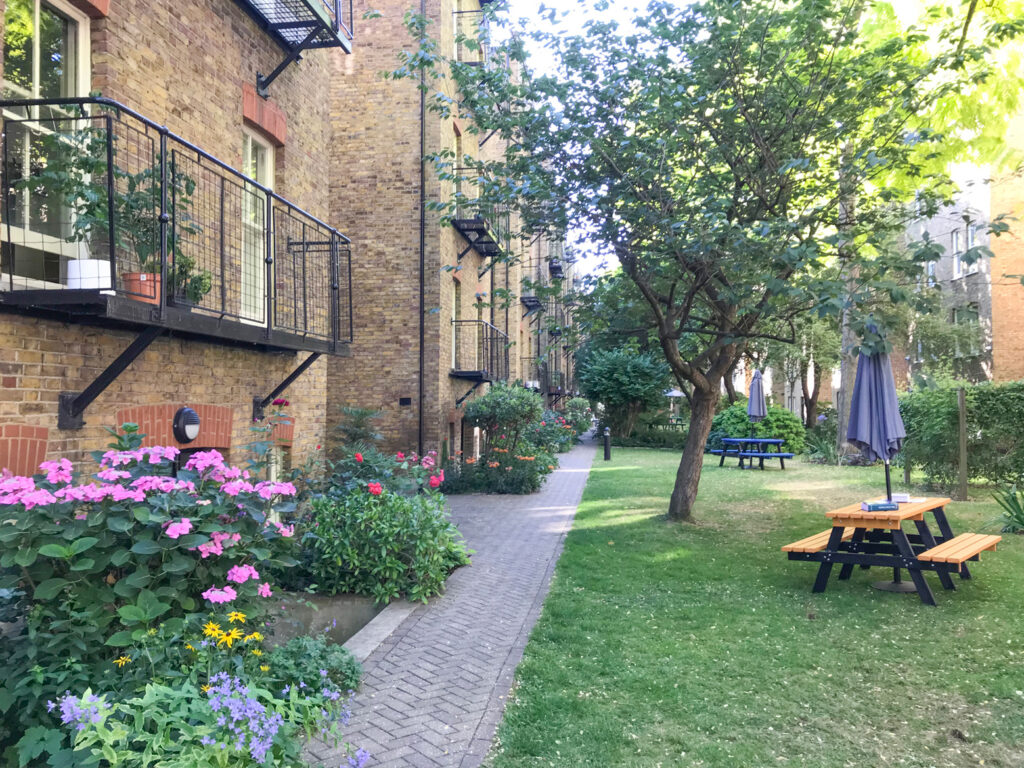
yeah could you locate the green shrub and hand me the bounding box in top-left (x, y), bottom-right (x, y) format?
top-left (612, 425), bottom-right (688, 449)
top-left (266, 633), bottom-right (362, 692)
top-left (900, 381), bottom-right (1024, 488)
top-left (564, 397), bottom-right (594, 434)
top-left (804, 406), bottom-right (839, 463)
top-left (529, 411), bottom-right (578, 453)
top-left (464, 382), bottom-right (545, 453)
top-left (442, 445), bottom-right (557, 494)
top-left (304, 489), bottom-right (470, 604)
top-left (707, 404), bottom-right (806, 454)
top-left (577, 349), bottom-right (670, 436)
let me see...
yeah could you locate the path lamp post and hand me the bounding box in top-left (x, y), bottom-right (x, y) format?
top-left (603, 427), bottom-right (611, 461)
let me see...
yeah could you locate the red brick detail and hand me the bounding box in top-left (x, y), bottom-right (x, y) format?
top-left (0, 424), bottom-right (49, 476)
top-left (115, 404), bottom-right (234, 450)
top-left (68, 0), bottom-right (109, 18)
top-left (242, 83), bottom-right (287, 147)
top-left (273, 416), bottom-right (295, 447)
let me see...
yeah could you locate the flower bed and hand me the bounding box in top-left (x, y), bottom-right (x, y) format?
top-left (0, 425), bottom-right (366, 767)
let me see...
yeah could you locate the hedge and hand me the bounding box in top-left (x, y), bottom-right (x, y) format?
top-left (899, 381), bottom-right (1024, 488)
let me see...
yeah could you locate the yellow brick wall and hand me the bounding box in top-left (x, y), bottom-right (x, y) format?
top-left (0, 0), bottom-right (341, 468)
top-left (990, 116), bottom-right (1024, 382)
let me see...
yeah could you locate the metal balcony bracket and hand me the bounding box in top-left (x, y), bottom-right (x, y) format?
top-left (252, 352), bottom-right (322, 421)
top-left (455, 381), bottom-right (484, 408)
top-left (256, 25), bottom-right (321, 98)
top-left (58, 326), bottom-right (165, 430)
top-left (457, 242), bottom-right (475, 262)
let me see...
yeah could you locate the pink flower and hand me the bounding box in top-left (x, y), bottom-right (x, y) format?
top-left (201, 585), bottom-right (237, 604)
top-left (226, 563), bottom-right (260, 584)
top-left (257, 582), bottom-right (273, 598)
top-left (354, 452), bottom-right (363, 463)
top-left (39, 458), bottom-right (73, 485)
top-left (221, 480), bottom-right (255, 497)
top-left (367, 482), bottom-right (383, 496)
top-left (19, 488), bottom-right (57, 510)
top-left (396, 452), bottom-right (405, 461)
top-left (429, 475), bottom-right (441, 489)
top-left (421, 456), bottom-right (435, 469)
top-left (165, 518), bottom-right (192, 539)
top-left (183, 450), bottom-right (226, 474)
top-left (439, 469), bottom-right (444, 482)
top-left (540, 421), bottom-right (546, 426)
top-left (254, 481), bottom-right (297, 500)
top-left (96, 468), bottom-right (131, 482)
top-left (272, 398), bottom-right (290, 406)
top-left (271, 521), bottom-right (295, 538)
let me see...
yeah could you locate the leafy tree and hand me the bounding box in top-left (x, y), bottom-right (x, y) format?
top-left (577, 349), bottom-right (670, 437)
top-left (393, 0), bottom-right (1022, 520)
top-left (463, 382), bottom-right (545, 454)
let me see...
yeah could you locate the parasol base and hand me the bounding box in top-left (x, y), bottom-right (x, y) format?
top-left (871, 580), bottom-right (919, 593)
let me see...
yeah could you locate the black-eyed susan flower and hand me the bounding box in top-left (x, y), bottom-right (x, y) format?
top-left (113, 655), bottom-right (131, 668)
top-left (202, 621), bottom-right (221, 637)
top-left (227, 611), bottom-right (247, 624)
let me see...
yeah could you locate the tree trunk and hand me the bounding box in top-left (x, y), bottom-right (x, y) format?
top-left (723, 361), bottom-right (738, 404)
top-left (804, 361), bottom-right (823, 429)
top-left (667, 387), bottom-right (718, 521)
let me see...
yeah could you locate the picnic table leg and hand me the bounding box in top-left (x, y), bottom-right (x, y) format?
top-left (914, 519), bottom-right (955, 591)
top-left (931, 506), bottom-right (971, 580)
top-left (779, 456), bottom-right (785, 470)
top-left (812, 526), bottom-right (846, 593)
top-left (759, 455), bottom-right (765, 470)
top-left (838, 528), bottom-right (866, 580)
top-left (891, 528), bottom-right (936, 606)
top-left (719, 451), bottom-right (726, 467)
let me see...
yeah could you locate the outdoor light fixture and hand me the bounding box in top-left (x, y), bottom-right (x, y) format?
top-left (173, 407), bottom-right (201, 443)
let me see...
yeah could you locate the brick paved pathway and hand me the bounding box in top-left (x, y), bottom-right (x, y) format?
top-left (307, 439), bottom-right (596, 768)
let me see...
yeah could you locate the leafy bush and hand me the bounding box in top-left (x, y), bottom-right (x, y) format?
top-left (322, 446), bottom-right (443, 497)
top-left (303, 488), bottom-right (471, 604)
top-left (332, 404), bottom-right (384, 451)
top-left (464, 382), bottom-right (545, 452)
top-left (577, 349), bottom-right (670, 436)
top-left (564, 397), bottom-right (594, 434)
top-left (707, 404), bottom-right (806, 454)
top-left (612, 425), bottom-right (688, 449)
top-left (0, 426), bottom-right (303, 763)
top-left (266, 633), bottom-right (362, 693)
top-left (804, 406), bottom-right (839, 464)
top-left (900, 381), bottom-right (1024, 488)
top-left (442, 447), bottom-right (557, 494)
top-left (529, 411), bottom-right (579, 453)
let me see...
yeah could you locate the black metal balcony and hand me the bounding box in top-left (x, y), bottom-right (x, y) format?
top-left (235, 0), bottom-right (354, 96)
top-left (0, 98), bottom-right (352, 356)
top-left (549, 257), bottom-right (564, 279)
top-left (454, 9), bottom-right (488, 66)
top-left (451, 319), bottom-right (508, 381)
top-left (520, 356), bottom-right (540, 390)
top-left (452, 183), bottom-right (508, 261)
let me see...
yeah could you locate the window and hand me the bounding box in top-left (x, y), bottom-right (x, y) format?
top-left (452, 278), bottom-right (461, 368)
top-left (241, 130), bottom-right (274, 322)
top-left (926, 260), bottom-right (936, 287)
top-left (965, 225), bottom-right (980, 275)
top-left (952, 229), bottom-right (963, 279)
top-left (1, 0), bottom-right (90, 288)
top-left (952, 303), bottom-right (981, 357)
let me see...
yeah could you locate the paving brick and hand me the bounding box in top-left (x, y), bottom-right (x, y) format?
top-left (307, 440), bottom-right (596, 766)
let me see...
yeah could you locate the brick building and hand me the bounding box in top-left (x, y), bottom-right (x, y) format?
top-left (904, 115), bottom-right (1024, 384)
top-left (326, 0), bottom-right (575, 457)
top-left (0, 0), bottom-right (355, 473)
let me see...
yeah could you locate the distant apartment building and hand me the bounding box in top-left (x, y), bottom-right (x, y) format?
top-left (327, 0), bottom-right (574, 457)
top-left (0, 0), bottom-right (355, 473)
top-left (904, 120), bottom-right (1024, 385)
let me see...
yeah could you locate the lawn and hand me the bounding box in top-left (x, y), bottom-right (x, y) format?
top-left (486, 450), bottom-right (1024, 768)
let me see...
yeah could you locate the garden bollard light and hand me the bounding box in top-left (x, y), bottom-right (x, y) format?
top-left (603, 427), bottom-right (611, 461)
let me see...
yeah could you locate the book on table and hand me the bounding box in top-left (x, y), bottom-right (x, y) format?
top-left (861, 501), bottom-right (900, 512)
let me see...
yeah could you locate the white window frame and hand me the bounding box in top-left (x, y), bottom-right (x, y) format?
top-left (1, 0), bottom-right (91, 290)
top-left (241, 129), bottom-right (275, 324)
top-left (926, 260), bottom-right (936, 287)
top-left (965, 225), bottom-right (980, 275)
top-left (952, 229), bottom-right (963, 279)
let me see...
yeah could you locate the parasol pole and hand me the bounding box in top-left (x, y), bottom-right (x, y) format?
top-left (885, 459), bottom-right (892, 501)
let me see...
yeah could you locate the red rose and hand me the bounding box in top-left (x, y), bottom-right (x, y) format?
top-left (367, 482), bottom-right (383, 496)
top-left (355, 452), bottom-right (363, 463)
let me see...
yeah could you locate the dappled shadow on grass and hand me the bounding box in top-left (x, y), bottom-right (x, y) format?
top-left (488, 448), bottom-right (1024, 768)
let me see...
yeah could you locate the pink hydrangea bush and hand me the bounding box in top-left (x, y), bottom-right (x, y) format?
top-left (0, 426), bottom-right (303, 753)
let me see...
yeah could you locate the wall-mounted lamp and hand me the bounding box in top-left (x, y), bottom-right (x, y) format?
top-left (173, 407), bottom-right (201, 444)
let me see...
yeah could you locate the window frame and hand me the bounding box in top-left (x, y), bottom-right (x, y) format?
top-left (240, 128), bottom-right (275, 323)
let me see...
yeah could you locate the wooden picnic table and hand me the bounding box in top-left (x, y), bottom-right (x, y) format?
top-left (782, 496), bottom-right (1000, 605)
top-left (712, 437), bottom-right (793, 470)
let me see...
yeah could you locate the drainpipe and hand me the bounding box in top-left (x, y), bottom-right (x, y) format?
top-left (417, 0), bottom-right (427, 456)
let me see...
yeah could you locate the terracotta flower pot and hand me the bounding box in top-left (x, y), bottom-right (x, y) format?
top-left (122, 272), bottom-right (162, 305)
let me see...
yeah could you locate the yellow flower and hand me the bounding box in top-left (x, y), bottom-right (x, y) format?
top-left (185, 643), bottom-right (196, 652)
top-left (147, 628), bottom-right (157, 636)
top-left (227, 611), bottom-right (247, 624)
top-left (251, 649), bottom-right (263, 657)
top-left (201, 684), bottom-right (211, 693)
top-left (259, 665), bottom-right (270, 672)
top-left (113, 655), bottom-right (131, 668)
top-left (217, 627), bottom-right (244, 648)
top-left (202, 621), bottom-right (221, 638)
top-left (243, 631), bottom-right (264, 643)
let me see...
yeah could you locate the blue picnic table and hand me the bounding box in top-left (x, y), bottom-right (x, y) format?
top-left (710, 437), bottom-right (793, 470)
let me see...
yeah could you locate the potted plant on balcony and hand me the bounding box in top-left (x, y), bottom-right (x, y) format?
top-left (12, 116), bottom-right (209, 305)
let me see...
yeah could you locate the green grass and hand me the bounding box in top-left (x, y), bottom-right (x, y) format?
top-left (486, 451), bottom-right (1024, 768)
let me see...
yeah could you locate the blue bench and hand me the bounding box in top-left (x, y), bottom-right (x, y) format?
top-left (738, 451), bottom-right (794, 470)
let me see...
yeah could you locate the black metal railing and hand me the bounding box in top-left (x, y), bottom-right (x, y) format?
top-left (452, 319), bottom-right (508, 381)
top-left (242, 0), bottom-right (354, 48)
top-left (520, 356), bottom-right (540, 386)
top-left (0, 97), bottom-right (352, 351)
